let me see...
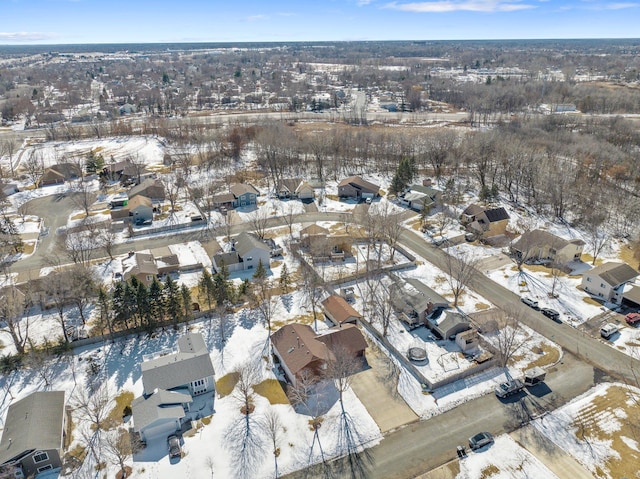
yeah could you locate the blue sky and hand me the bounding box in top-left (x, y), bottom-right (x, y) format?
top-left (1, 0), bottom-right (639, 44)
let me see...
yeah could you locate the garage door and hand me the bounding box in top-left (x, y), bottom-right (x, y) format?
top-left (142, 420), bottom-right (179, 442)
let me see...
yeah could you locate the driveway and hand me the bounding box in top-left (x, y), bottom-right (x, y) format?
top-left (350, 346), bottom-right (419, 434)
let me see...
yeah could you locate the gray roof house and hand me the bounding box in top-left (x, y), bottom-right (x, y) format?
top-left (427, 310), bottom-right (471, 340)
top-left (128, 178), bottom-right (165, 202)
top-left (390, 277), bottom-right (450, 328)
top-left (582, 262), bottom-right (639, 305)
top-left (0, 391), bottom-right (66, 478)
top-left (132, 389), bottom-right (193, 443)
top-left (141, 332), bottom-right (215, 396)
top-left (132, 333), bottom-right (215, 444)
top-left (212, 232), bottom-right (271, 274)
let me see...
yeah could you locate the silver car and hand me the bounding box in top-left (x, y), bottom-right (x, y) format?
top-left (469, 432), bottom-right (494, 450)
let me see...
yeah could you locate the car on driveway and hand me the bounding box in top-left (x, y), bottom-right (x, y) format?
top-left (521, 297), bottom-right (539, 309)
top-left (168, 435), bottom-right (181, 459)
top-left (540, 308), bottom-right (561, 322)
top-left (626, 312), bottom-right (640, 326)
top-left (469, 432), bottom-right (494, 450)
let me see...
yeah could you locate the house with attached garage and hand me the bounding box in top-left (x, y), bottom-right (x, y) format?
top-left (271, 323), bottom-right (367, 387)
top-left (0, 391), bottom-right (66, 478)
top-left (229, 183), bottom-right (260, 207)
top-left (132, 333), bottom-right (215, 443)
top-left (389, 276), bottom-right (450, 329)
top-left (337, 175), bottom-right (380, 200)
top-left (401, 184), bottom-right (442, 212)
top-left (275, 178), bottom-right (315, 201)
top-left (211, 232), bottom-right (271, 274)
top-left (128, 178), bottom-right (165, 203)
top-left (581, 262), bottom-right (639, 305)
top-left (110, 195), bottom-right (154, 225)
top-left (511, 229), bottom-right (585, 268)
top-left (38, 163), bottom-right (82, 187)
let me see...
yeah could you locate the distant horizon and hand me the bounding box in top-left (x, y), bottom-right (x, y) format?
top-left (2, 0), bottom-right (640, 46)
top-left (1, 37), bottom-right (639, 50)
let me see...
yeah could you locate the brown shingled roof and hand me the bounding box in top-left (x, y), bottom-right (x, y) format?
top-left (271, 323), bottom-right (332, 376)
top-left (321, 295), bottom-right (363, 324)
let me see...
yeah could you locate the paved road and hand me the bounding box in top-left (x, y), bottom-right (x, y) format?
top-left (283, 353), bottom-right (599, 479)
top-left (398, 228), bottom-right (640, 384)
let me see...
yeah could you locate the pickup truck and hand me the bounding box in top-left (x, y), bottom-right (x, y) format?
top-left (626, 313), bottom-right (640, 326)
top-left (495, 378), bottom-right (524, 398)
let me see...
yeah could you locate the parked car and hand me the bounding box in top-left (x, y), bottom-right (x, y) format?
top-left (521, 297), bottom-right (539, 309)
top-left (168, 435), bottom-right (181, 459)
top-left (495, 379), bottom-right (524, 398)
top-left (600, 323), bottom-right (618, 339)
top-left (540, 308), bottom-right (561, 323)
top-left (469, 432), bottom-right (494, 450)
top-left (625, 312), bottom-right (640, 326)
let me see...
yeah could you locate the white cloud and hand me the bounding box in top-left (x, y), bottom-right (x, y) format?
top-left (383, 0), bottom-right (536, 12)
top-left (358, 0), bottom-right (374, 5)
top-left (246, 14), bottom-right (269, 22)
top-left (601, 2), bottom-right (639, 9)
top-left (0, 32), bottom-right (57, 42)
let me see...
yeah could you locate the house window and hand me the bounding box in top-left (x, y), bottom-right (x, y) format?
top-left (600, 283), bottom-right (606, 288)
top-left (37, 465), bottom-right (53, 473)
top-left (33, 451), bottom-right (49, 463)
top-left (146, 275), bottom-right (153, 281)
top-left (246, 257), bottom-right (252, 261)
top-left (586, 277), bottom-right (591, 282)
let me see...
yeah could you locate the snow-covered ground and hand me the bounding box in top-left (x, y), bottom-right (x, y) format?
top-left (533, 383), bottom-right (640, 479)
top-left (456, 434), bottom-right (559, 479)
top-left (0, 291), bottom-right (382, 479)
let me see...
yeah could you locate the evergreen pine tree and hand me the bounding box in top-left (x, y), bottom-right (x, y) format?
top-left (199, 269), bottom-right (215, 310)
top-left (163, 276), bottom-right (181, 329)
top-left (149, 277), bottom-right (164, 324)
top-left (279, 263), bottom-right (290, 294)
top-left (181, 284), bottom-right (192, 321)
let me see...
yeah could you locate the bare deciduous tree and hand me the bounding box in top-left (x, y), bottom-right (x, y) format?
top-left (443, 247), bottom-right (479, 307)
top-left (492, 308), bottom-right (530, 368)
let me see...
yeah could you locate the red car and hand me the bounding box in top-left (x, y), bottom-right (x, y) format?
top-left (626, 313), bottom-right (640, 326)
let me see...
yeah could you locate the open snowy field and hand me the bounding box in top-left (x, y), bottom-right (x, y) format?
top-left (533, 383), bottom-right (640, 479)
top-left (15, 136), bottom-right (166, 171)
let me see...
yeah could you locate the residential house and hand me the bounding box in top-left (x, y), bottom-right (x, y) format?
top-left (128, 178), bottom-right (165, 202)
top-left (460, 204), bottom-right (485, 225)
top-left (511, 229), bottom-right (585, 267)
top-left (337, 175), bottom-right (380, 200)
top-left (427, 310), bottom-right (471, 340)
top-left (390, 277), bottom-right (449, 328)
top-left (271, 323), bottom-right (367, 386)
top-left (0, 391), bottom-right (66, 478)
top-left (123, 252), bottom-right (159, 286)
top-left (321, 295), bottom-right (363, 325)
top-left (276, 178), bottom-right (315, 201)
top-left (122, 248), bottom-right (180, 286)
top-left (132, 389), bottom-right (193, 444)
top-left (132, 333), bottom-right (214, 443)
top-left (467, 206), bottom-right (510, 238)
top-left (229, 183), bottom-right (260, 207)
top-left (212, 232), bottom-right (271, 273)
top-left (103, 159), bottom-right (143, 185)
top-left (581, 262), bottom-right (639, 305)
top-left (140, 332), bottom-right (215, 397)
top-left (299, 224), bottom-right (352, 262)
top-left (402, 184), bottom-right (442, 212)
top-left (110, 195), bottom-right (154, 224)
top-left (39, 163), bottom-right (82, 187)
